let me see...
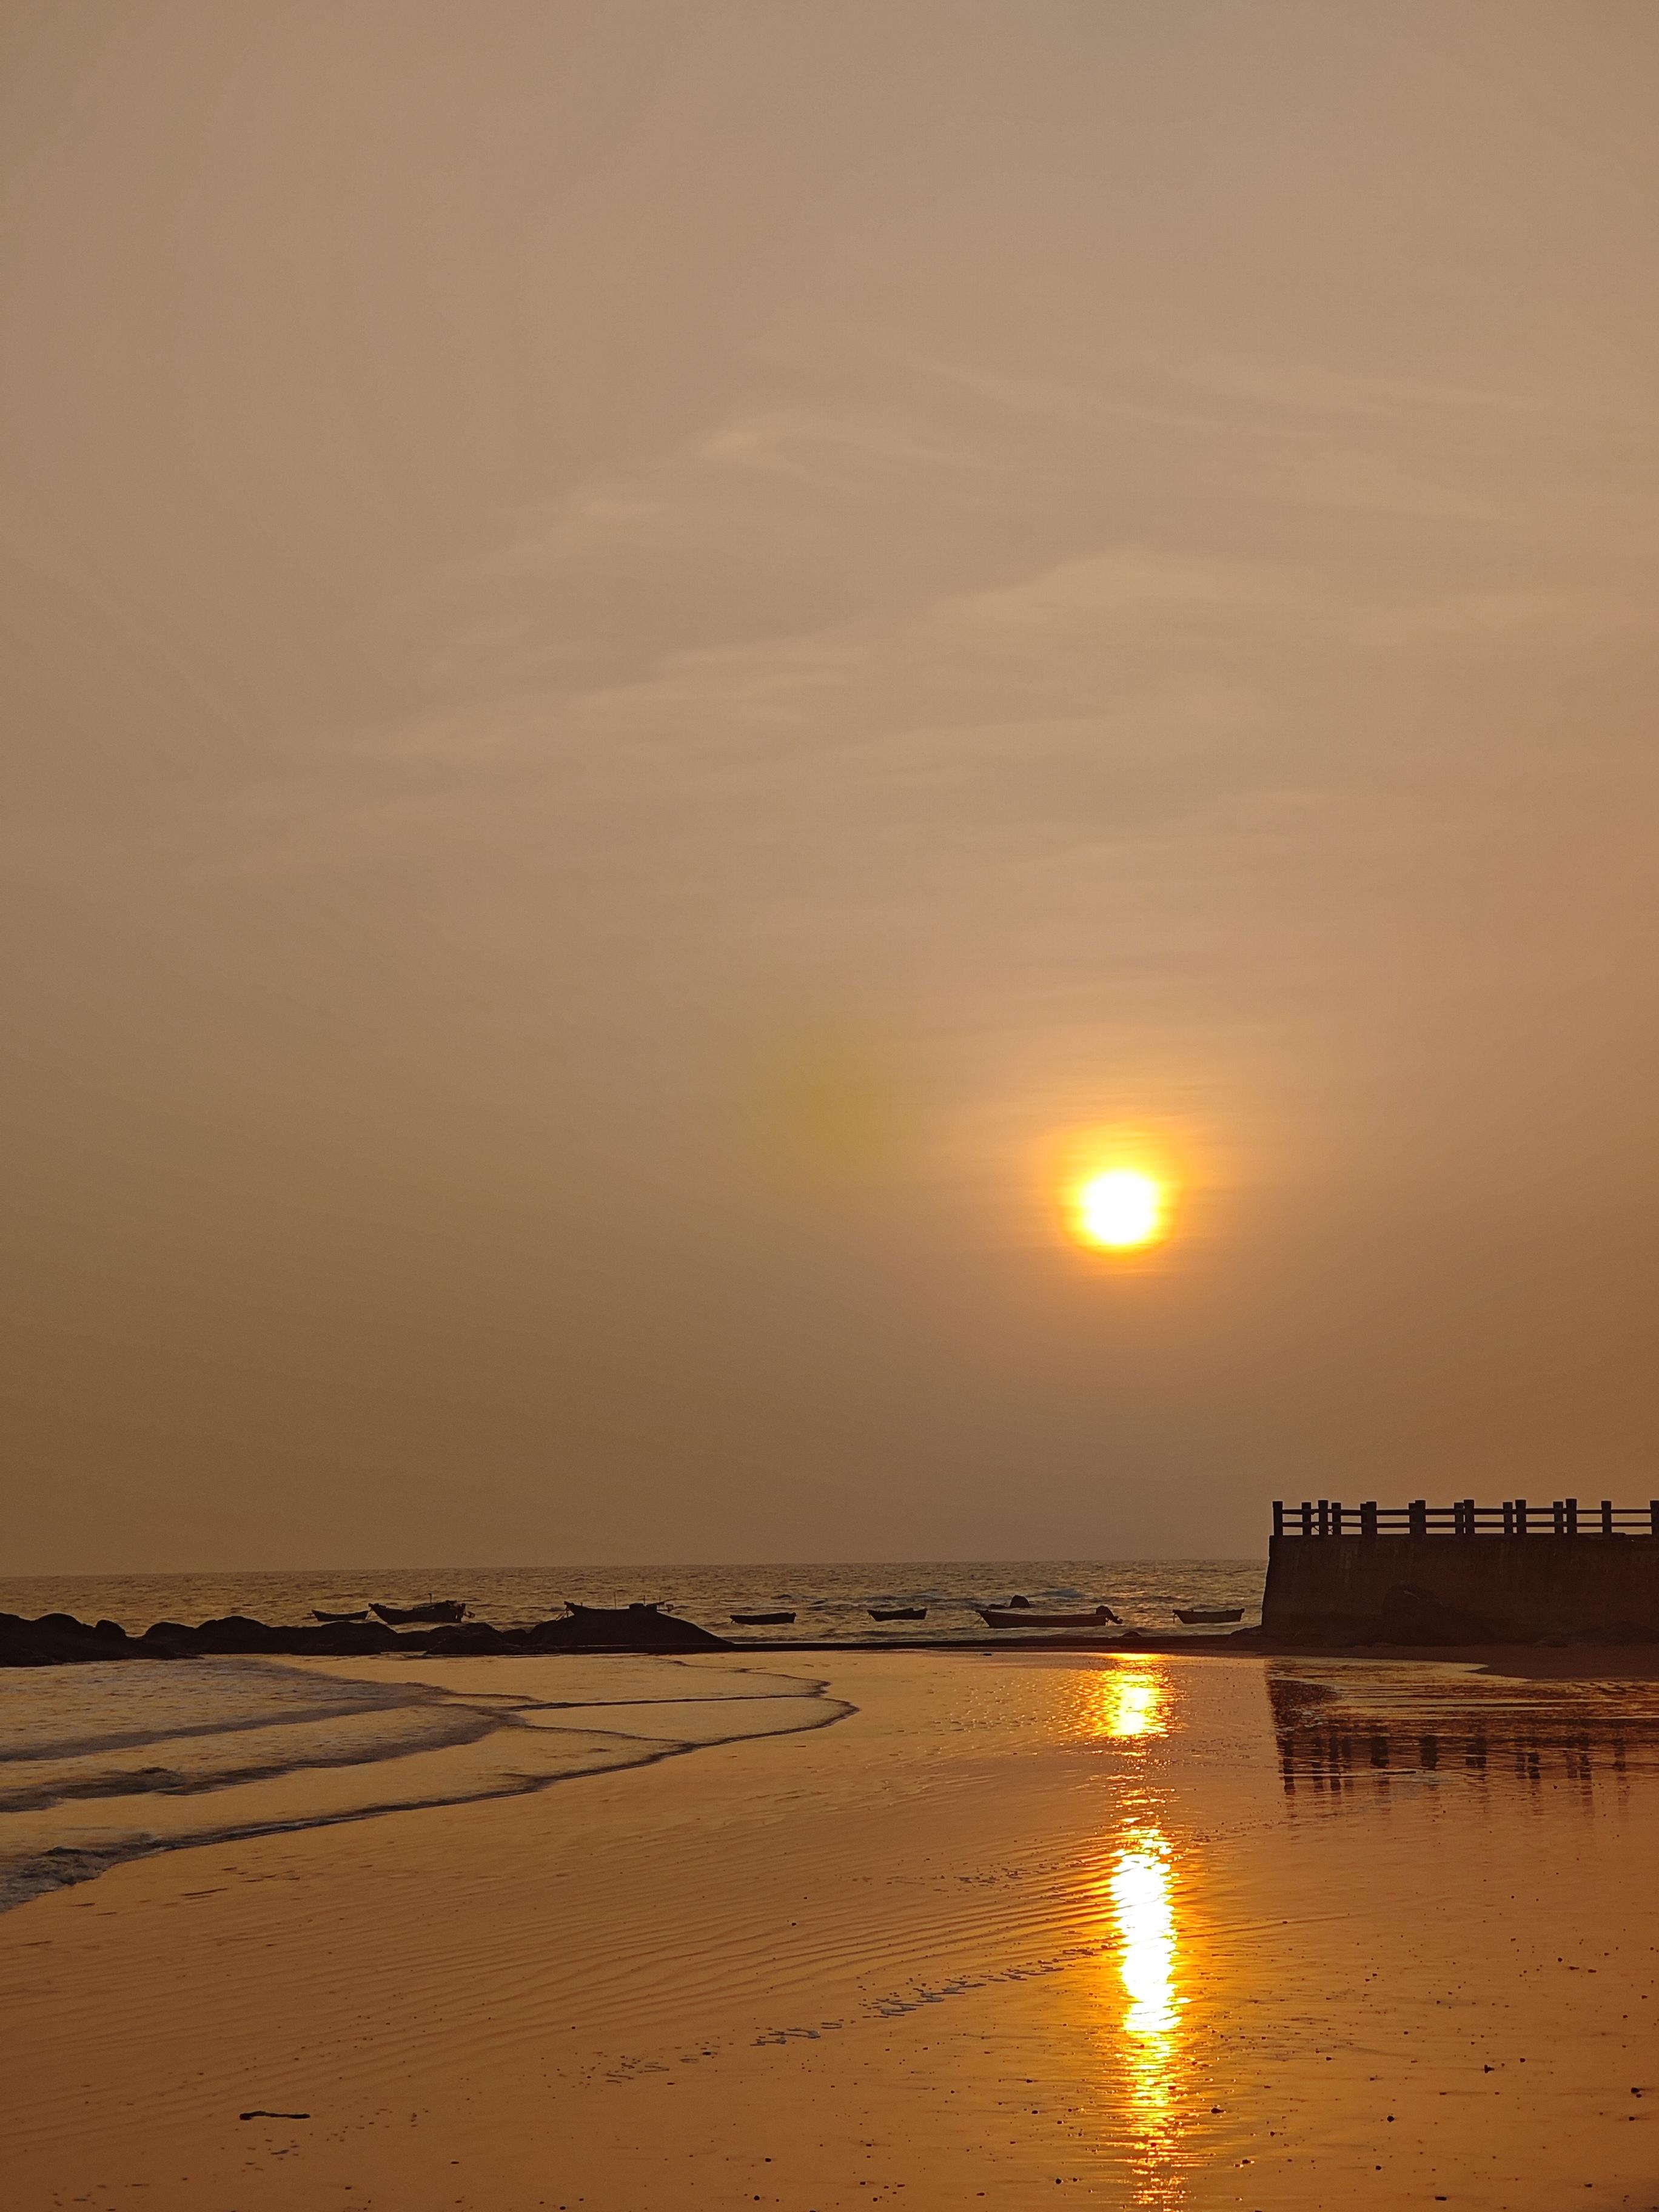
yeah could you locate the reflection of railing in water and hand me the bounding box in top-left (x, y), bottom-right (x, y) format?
top-left (1275, 1722), bottom-right (1625, 1794)
top-left (1269, 1674), bottom-right (1643, 1797)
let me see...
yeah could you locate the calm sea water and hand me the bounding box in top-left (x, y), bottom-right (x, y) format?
top-left (0, 1561), bottom-right (1261, 1917)
top-left (0, 1558), bottom-right (1263, 1644)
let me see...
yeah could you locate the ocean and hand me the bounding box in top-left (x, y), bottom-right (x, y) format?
top-left (0, 1561), bottom-right (1261, 1920)
top-left (0, 1557), bottom-right (1263, 1643)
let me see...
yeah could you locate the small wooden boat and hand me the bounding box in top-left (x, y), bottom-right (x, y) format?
top-left (870, 1606), bottom-right (927, 1621)
top-left (730, 1610), bottom-right (796, 1626)
top-left (977, 1603), bottom-right (1120, 1629)
top-left (312, 1607), bottom-right (369, 1623)
top-left (563, 1600), bottom-right (665, 1613)
top-left (370, 1599), bottom-right (468, 1626)
top-left (1173, 1605), bottom-right (1244, 1625)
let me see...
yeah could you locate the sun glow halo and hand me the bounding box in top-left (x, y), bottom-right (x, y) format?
top-left (1073, 1168), bottom-right (1168, 1252)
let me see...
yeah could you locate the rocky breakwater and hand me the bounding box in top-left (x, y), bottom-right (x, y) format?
top-left (0, 1603), bottom-right (731, 1667)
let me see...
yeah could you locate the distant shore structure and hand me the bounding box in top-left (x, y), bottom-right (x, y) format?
top-left (1264, 1495), bottom-right (1659, 1642)
top-left (1273, 1496), bottom-right (1659, 1538)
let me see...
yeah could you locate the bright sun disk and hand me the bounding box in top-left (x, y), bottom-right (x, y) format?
top-left (1074, 1169), bottom-right (1167, 1251)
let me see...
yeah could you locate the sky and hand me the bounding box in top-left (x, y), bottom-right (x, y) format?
top-left (4, 0), bottom-right (1659, 1570)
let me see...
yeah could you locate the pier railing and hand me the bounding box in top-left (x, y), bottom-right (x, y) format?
top-left (1273, 1498), bottom-right (1659, 1538)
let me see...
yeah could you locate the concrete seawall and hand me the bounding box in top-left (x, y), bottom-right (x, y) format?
top-left (1262, 1533), bottom-right (1659, 1641)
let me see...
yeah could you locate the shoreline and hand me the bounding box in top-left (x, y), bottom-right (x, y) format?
top-left (0, 1652), bottom-right (854, 1919)
top-left (8, 1644), bottom-right (1659, 2211)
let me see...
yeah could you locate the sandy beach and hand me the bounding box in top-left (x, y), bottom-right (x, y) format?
top-left (6, 1646), bottom-right (1659, 2211)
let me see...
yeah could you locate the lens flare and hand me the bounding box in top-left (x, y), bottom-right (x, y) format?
top-left (1074, 1169), bottom-right (1168, 1251)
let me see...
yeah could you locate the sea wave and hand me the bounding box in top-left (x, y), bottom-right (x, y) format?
top-left (0, 1654), bottom-right (848, 1915)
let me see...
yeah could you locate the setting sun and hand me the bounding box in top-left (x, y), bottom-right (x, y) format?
top-left (1073, 1169), bottom-right (1169, 1252)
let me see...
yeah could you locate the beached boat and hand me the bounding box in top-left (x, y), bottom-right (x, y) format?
top-left (561, 1600), bottom-right (666, 1614)
top-left (731, 1610), bottom-right (796, 1626)
top-left (976, 1603), bottom-right (1120, 1629)
top-left (870, 1606), bottom-right (927, 1621)
top-left (312, 1607), bottom-right (369, 1623)
top-left (1173, 1606), bottom-right (1244, 1625)
top-left (370, 1600), bottom-right (468, 1626)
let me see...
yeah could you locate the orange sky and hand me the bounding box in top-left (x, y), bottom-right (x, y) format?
top-left (4, 1), bottom-right (1658, 1569)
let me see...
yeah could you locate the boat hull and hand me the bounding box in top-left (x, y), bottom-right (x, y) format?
top-left (976, 1606), bottom-right (1119, 1629)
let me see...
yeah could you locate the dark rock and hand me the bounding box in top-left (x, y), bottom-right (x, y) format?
top-left (130, 1615), bottom-right (403, 1658)
top-left (0, 1610), bottom-right (147, 1667)
top-left (420, 1622), bottom-right (509, 1655)
top-left (3, 1601), bottom-right (728, 1667)
top-left (286, 1620), bottom-right (401, 1655)
top-left (527, 1604), bottom-right (729, 1653)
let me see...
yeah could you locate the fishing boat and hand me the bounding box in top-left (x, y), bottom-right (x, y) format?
top-left (1173, 1606), bottom-right (1244, 1625)
top-left (730, 1610), bottom-right (796, 1626)
top-left (976, 1603), bottom-right (1120, 1629)
top-left (870, 1606), bottom-right (927, 1621)
top-left (561, 1600), bottom-right (666, 1614)
top-left (370, 1599), bottom-right (468, 1626)
top-left (312, 1607), bottom-right (369, 1623)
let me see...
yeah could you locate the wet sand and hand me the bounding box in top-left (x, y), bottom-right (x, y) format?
top-left (6, 1647), bottom-right (1659, 2210)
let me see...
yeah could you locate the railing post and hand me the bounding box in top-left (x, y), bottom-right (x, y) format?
top-left (1552, 1500), bottom-right (1564, 1535)
top-left (1602, 1499), bottom-right (1614, 1538)
top-left (1301, 1501), bottom-right (1313, 1537)
top-left (1361, 1500), bottom-right (1377, 1538)
top-left (1466, 1496), bottom-right (1477, 1536)
top-left (1332, 1500), bottom-right (1344, 1536)
top-left (1516, 1496), bottom-right (1527, 1536)
top-left (1273, 1499), bottom-right (1284, 1539)
top-left (1566, 1496), bottom-right (1579, 1536)
top-left (1409, 1499), bottom-right (1427, 1538)
top-left (1502, 1500), bottom-right (1514, 1535)
top-left (1651, 1500), bottom-right (1659, 1538)
top-left (1318, 1498), bottom-right (1330, 1537)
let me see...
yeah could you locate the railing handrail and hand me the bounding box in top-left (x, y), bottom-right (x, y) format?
top-left (1271, 1496), bottom-right (1659, 1537)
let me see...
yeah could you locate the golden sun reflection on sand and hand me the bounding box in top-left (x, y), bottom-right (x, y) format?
top-left (1098, 1669), bottom-right (1168, 1740)
top-left (1110, 1831), bottom-right (1179, 2036)
top-left (1081, 1667), bottom-right (1188, 2204)
top-left (1105, 1823), bottom-right (1186, 2205)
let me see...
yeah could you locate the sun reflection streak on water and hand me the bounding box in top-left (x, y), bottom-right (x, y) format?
top-left (1110, 1832), bottom-right (1178, 2034)
top-left (1085, 1666), bottom-right (1186, 2203)
top-left (1106, 1823), bottom-right (1185, 2204)
top-left (1099, 1671), bottom-right (1168, 1740)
